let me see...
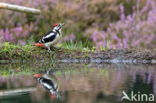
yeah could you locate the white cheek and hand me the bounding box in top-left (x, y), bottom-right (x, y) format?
top-left (53, 27), bottom-right (59, 30)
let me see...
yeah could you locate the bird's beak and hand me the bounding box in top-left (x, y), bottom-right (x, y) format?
top-left (61, 23), bottom-right (65, 26)
top-left (59, 23), bottom-right (65, 29)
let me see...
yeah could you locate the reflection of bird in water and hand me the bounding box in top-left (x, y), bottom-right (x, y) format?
top-left (34, 70), bottom-right (60, 99)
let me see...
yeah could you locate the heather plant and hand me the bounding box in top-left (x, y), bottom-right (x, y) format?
top-left (0, 0), bottom-right (121, 44)
top-left (87, 0), bottom-right (156, 49)
top-left (0, 24), bottom-right (34, 45)
top-left (0, 0), bottom-right (155, 49)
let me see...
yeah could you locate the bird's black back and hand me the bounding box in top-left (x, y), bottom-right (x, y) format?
top-left (39, 31), bottom-right (57, 43)
top-left (42, 78), bottom-right (55, 90)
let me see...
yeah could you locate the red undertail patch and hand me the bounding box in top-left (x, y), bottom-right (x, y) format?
top-left (35, 43), bottom-right (44, 47)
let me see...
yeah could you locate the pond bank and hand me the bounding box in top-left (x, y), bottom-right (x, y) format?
top-left (0, 44), bottom-right (156, 64)
top-left (57, 49), bottom-right (156, 64)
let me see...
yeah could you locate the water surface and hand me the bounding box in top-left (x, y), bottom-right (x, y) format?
top-left (0, 63), bottom-right (155, 103)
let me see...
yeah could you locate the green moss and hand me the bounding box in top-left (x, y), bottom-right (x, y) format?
top-left (58, 41), bottom-right (94, 52)
top-left (0, 42), bottom-right (108, 62)
top-left (0, 42), bottom-right (97, 62)
top-left (0, 42), bottom-right (53, 60)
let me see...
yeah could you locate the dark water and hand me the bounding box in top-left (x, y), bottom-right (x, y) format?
top-left (0, 63), bottom-right (156, 103)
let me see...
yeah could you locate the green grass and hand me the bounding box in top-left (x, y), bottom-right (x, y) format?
top-left (0, 42), bottom-right (51, 60)
top-left (0, 42), bottom-right (34, 53)
top-left (0, 42), bottom-right (108, 62)
top-left (57, 41), bottom-right (96, 52)
top-left (0, 42), bottom-right (91, 61)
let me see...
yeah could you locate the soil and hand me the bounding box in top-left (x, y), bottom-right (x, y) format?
top-left (0, 48), bottom-right (156, 64)
top-left (56, 48), bottom-right (156, 64)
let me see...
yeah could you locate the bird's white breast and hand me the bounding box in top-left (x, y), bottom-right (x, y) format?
top-left (44, 33), bottom-right (61, 47)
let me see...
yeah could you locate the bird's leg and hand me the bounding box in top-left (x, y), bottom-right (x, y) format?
top-left (47, 47), bottom-right (52, 52)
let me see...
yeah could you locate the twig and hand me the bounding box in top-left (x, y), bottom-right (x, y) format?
top-left (0, 87), bottom-right (37, 97)
top-left (0, 2), bottom-right (41, 14)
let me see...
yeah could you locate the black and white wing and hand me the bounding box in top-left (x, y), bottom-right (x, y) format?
top-left (42, 78), bottom-right (55, 90)
top-left (39, 31), bottom-right (56, 43)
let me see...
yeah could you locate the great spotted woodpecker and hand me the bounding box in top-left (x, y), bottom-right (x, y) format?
top-left (35, 23), bottom-right (65, 51)
top-left (34, 72), bottom-right (59, 99)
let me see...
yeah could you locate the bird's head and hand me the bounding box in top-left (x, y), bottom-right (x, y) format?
top-left (33, 74), bottom-right (42, 79)
top-left (52, 23), bottom-right (65, 31)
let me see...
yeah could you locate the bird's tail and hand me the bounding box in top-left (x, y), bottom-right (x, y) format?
top-left (35, 43), bottom-right (44, 47)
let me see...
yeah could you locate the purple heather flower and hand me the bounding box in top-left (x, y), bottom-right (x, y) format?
top-left (119, 4), bottom-right (125, 21)
top-left (18, 40), bottom-right (26, 45)
top-left (89, 0), bottom-right (156, 49)
top-left (60, 34), bottom-right (76, 43)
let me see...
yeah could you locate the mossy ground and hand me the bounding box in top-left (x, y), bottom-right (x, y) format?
top-left (0, 42), bottom-right (59, 61)
top-left (0, 42), bottom-right (92, 62)
top-left (0, 42), bottom-right (155, 64)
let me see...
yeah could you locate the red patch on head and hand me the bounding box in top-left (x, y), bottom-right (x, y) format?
top-left (52, 24), bottom-right (58, 29)
top-left (34, 74), bottom-right (42, 78)
top-left (53, 24), bottom-right (58, 26)
top-left (35, 43), bottom-right (44, 47)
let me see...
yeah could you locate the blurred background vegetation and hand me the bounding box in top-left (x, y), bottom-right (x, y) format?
top-left (0, 0), bottom-right (155, 50)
